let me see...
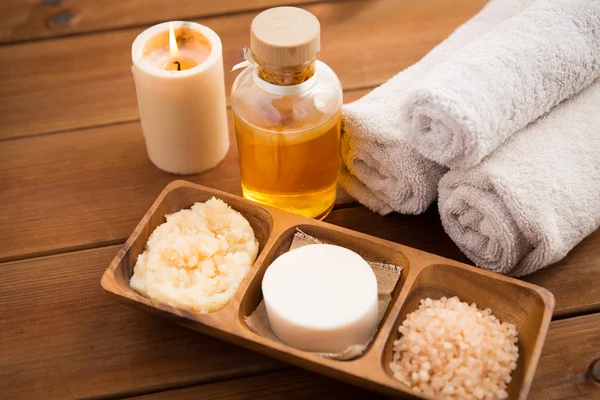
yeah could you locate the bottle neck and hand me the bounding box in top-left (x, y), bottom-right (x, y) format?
top-left (257, 62), bottom-right (316, 86)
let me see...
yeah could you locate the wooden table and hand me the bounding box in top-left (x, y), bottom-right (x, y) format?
top-left (1, 1), bottom-right (599, 399)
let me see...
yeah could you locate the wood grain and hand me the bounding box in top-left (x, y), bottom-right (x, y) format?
top-left (0, 0), bottom-right (597, 399)
top-left (530, 314), bottom-right (600, 399)
top-left (0, 0), bottom-right (486, 140)
top-left (0, 245), bottom-right (285, 400)
top-left (129, 369), bottom-right (380, 400)
top-left (131, 314), bottom-right (600, 400)
top-left (0, 0), bottom-right (322, 44)
top-left (0, 241), bottom-right (596, 399)
top-left (525, 237), bottom-right (600, 319)
top-left (0, 89), bottom-right (368, 263)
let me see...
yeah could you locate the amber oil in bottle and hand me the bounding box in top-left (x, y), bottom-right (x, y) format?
top-left (231, 7), bottom-right (343, 219)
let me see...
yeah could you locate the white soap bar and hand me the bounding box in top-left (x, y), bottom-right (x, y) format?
top-left (262, 244), bottom-right (379, 353)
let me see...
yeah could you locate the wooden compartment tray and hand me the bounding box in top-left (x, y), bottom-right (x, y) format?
top-left (101, 180), bottom-right (555, 400)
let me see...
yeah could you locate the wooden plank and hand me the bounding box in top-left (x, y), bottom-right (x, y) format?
top-left (130, 312), bottom-right (600, 400)
top-left (0, 0), bottom-right (322, 44)
top-left (530, 314), bottom-right (600, 399)
top-left (0, 0), bottom-right (485, 140)
top-left (326, 207), bottom-right (600, 318)
top-left (2, 243), bottom-right (596, 399)
top-left (525, 236), bottom-right (600, 319)
top-left (0, 245), bottom-right (285, 400)
top-left (0, 88), bottom-right (368, 263)
top-left (129, 369), bottom-right (379, 400)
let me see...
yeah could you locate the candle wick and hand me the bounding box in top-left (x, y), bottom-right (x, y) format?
top-left (173, 61), bottom-right (181, 71)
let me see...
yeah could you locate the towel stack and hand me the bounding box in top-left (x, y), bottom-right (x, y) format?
top-left (341, 0), bottom-right (600, 276)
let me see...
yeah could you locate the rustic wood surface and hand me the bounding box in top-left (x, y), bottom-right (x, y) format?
top-left (0, 0), bottom-right (323, 44)
top-left (131, 312), bottom-right (600, 399)
top-left (0, 0), bottom-right (484, 140)
top-left (0, 89), bottom-right (369, 263)
top-left (0, 244), bottom-right (596, 399)
top-left (1, 0), bottom-right (599, 399)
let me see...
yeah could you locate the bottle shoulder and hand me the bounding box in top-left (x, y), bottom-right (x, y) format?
top-left (231, 61), bottom-right (342, 133)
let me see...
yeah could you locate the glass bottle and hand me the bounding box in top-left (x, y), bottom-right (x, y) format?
top-left (231, 7), bottom-right (343, 219)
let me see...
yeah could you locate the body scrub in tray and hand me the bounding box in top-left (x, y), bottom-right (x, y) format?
top-left (130, 197), bottom-right (259, 313)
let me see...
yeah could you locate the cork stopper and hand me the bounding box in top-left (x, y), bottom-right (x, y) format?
top-left (251, 7), bottom-right (320, 68)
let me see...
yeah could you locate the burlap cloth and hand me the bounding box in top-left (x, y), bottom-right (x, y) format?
top-left (245, 229), bottom-right (403, 360)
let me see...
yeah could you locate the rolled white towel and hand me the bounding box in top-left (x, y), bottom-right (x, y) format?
top-left (340, 0), bottom-right (534, 215)
top-left (439, 79), bottom-right (600, 276)
top-left (401, 0), bottom-right (600, 169)
top-left (340, 115), bottom-right (443, 215)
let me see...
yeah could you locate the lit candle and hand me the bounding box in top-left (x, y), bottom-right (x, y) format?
top-left (162, 22), bottom-right (199, 71)
top-left (131, 21), bottom-right (229, 174)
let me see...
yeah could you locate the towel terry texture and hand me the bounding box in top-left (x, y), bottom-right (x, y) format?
top-left (401, 0), bottom-right (600, 169)
top-left (438, 79), bottom-right (600, 276)
top-left (339, 0), bottom-right (534, 215)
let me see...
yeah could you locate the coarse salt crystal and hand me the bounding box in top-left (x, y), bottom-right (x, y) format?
top-left (390, 296), bottom-right (519, 400)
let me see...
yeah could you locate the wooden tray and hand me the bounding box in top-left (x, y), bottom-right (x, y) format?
top-left (101, 180), bottom-right (555, 400)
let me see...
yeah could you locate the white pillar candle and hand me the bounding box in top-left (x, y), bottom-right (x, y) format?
top-left (132, 21), bottom-right (229, 175)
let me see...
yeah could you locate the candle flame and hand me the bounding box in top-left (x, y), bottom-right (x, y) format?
top-left (169, 22), bottom-right (180, 58)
